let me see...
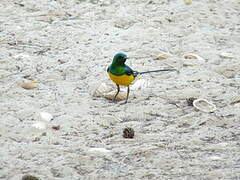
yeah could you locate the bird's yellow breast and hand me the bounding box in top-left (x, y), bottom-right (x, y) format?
top-left (108, 72), bottom-right (135, 86)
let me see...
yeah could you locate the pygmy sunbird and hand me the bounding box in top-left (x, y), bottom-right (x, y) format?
top-left (107, 52), bottom-right (177, 103)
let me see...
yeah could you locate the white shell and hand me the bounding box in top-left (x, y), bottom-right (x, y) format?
top-left (32, 121), bottom-right (47, 130)
top-left (40, 112), bottom-right (53, 122)
top-left (193, 98), bottom-right (217, 112)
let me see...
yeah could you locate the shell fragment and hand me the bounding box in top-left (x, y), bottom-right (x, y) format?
top-left (40, 112), bottom-right (53, 122)
top-left (193, 98), bottom-right (217, 112)
top-left (20, 81), bottom-right (38, 89)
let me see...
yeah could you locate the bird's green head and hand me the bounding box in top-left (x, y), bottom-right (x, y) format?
top-left (112, 52), bottom-right (128, 66)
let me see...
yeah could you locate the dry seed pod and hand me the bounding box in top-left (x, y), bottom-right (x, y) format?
top-left (22, 175), bottom-right (40, 180)
top-left (193, 98), bottom-right (216, 112)
top-left (123, 127), bottom-right (135, 139)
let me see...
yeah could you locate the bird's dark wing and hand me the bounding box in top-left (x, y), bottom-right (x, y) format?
top-left (124, 65), bottom-right (139, 77)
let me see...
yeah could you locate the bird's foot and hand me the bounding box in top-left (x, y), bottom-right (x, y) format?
top-left (119, 101), bottom-right (128, 105)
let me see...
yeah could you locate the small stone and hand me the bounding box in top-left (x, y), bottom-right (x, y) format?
top-left (52, 125), bottom-right (60, 130)
top-left (123, 127), bottom-right (135, 139)
top-left (41, 132), bottom-right (47, 136)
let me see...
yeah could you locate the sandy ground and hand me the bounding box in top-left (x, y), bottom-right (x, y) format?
top-left (0, 0), bottom-right (240, 179)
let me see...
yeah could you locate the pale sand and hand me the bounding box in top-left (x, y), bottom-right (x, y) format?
top-left (0, 0), bottom-right (240, 179)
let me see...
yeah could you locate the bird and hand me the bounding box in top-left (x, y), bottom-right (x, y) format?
top-left (107, 52), bottom-right (177, 104)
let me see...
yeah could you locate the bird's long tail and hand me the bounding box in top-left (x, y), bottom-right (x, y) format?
top-left (136, 69), bottom-right (178, 75)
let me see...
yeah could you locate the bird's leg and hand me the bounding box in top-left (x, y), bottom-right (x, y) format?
top-left (125, 86), bottom-right (130, 104)
top-left (113, 84), bottom-right (120, 101)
